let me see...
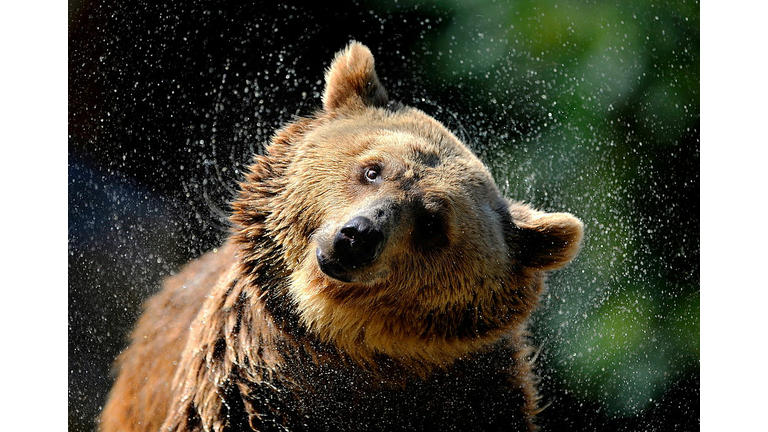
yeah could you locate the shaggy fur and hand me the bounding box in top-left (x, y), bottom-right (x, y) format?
top-left (100, 42), bottom-right (583, 432)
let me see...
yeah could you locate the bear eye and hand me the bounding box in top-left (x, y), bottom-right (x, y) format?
top-left (364, 166), bottom-right (381, 183)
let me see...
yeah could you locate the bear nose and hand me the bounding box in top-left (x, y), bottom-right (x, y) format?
top-left (333, 216), bottom-right (385, 269)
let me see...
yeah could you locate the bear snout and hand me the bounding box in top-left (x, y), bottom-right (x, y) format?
top-left (316, 216), bottom-right (387, 282)
top-left (336, 216), bottom-right (386, 266)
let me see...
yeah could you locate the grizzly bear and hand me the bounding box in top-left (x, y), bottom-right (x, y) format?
top-left (100, 42), bottom-right (583, 432)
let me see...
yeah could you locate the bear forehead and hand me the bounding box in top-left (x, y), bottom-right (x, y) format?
top-left (302, 112), bottom-right (485, 172)
top-left (357, 130), bottom-right (444, 166)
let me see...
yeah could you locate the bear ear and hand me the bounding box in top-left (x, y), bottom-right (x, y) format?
top-left (322, 41), bottom-right (389, 112)
top-left (509, 203), bottom-right (584, 271)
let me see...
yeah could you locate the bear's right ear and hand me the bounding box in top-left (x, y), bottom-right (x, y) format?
top-left (508, 203), bottom-right (584, 271)
top-left (322, 41), bottom-right (389, 112)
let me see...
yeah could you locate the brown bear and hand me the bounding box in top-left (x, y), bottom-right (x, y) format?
top-left (100, 42), bottom-right (583, 432)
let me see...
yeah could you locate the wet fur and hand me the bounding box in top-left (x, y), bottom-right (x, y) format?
top-left (100, 42), bottom-right (583, 432)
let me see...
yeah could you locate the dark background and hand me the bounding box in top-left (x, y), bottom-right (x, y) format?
top-left (69, 0), bottom-right (699, 430)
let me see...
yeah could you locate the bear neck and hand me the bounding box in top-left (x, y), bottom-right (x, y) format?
top-left (285, 263), bottom-right (543, 373)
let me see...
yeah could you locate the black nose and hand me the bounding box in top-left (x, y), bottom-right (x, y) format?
top-left (333, 216), bottom-right (385, 269)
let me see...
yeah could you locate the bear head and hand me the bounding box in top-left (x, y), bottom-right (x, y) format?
top-left (232, 42), bottom-right (583, 369)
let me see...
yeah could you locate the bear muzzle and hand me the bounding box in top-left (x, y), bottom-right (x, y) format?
top-left (316, 215), bottom-right (388, 282)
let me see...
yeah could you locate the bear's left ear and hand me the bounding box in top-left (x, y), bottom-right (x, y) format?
top-left (509, 203), bottom-right (584, 271)
top-left (322, 41), bottom-right (389, 112)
